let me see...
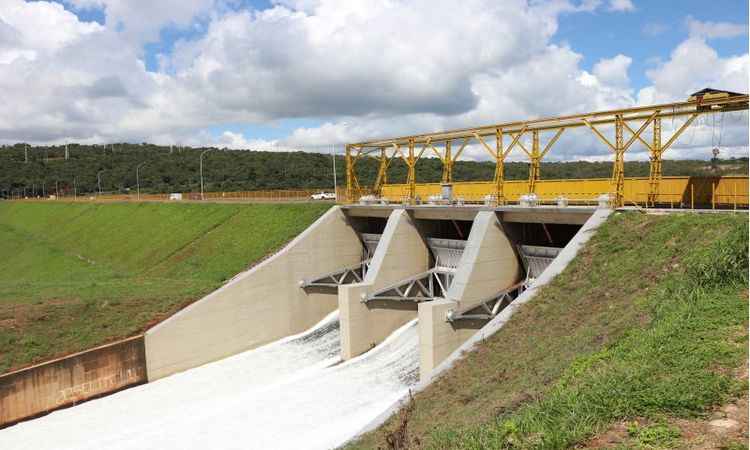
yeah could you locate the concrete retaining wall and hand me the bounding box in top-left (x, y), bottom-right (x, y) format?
top-left (339, 209), bottom-right (429, 359)
top-left (145, 206), bottom-right (362, 380)
top-left (418, 211), bottom-right (520, 380)
top-left (0, 336), bottom-right (146, 427)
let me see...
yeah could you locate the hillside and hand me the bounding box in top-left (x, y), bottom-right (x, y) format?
top-left (0, 144), bottom-right (747, 197)
top-left (0, 202), bottom-right (330, 374)
top-left (347, 212), bottom-right (748, 449)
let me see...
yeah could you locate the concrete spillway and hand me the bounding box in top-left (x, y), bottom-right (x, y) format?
top-left (0, 312), bottom-right (419, 450)
top-left (0, 205), bottom-right (599, 437)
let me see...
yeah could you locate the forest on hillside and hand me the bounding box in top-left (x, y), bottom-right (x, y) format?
top-left (0, 143), bottom-right (746, 198)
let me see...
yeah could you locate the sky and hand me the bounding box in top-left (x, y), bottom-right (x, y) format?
top-left (0, 0), bottom-right (748, 161)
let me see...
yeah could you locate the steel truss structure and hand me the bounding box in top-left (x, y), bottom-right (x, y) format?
top-left (300, 260), bottom-right (369, 288)
top-left (446, 281), bottom-right (526, 322)
top-left (345, 90), bottom-right (748, 207)
top-left (362, 268), bottom-right (454, 303)
top-left (362, 237), bottom-right (465, 302)
top-left (447, 245), bottom-right (560, 321)
top-left (300, 233), bottom-right (381, 288)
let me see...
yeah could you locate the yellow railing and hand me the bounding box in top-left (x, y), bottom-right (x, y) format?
top-left (376, 176), bottom-right (748, 208)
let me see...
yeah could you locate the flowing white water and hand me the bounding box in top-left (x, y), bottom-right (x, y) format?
top-left (0, 312), bottom-right (418, 450)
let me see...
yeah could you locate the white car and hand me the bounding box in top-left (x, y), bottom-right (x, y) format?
top-left (311, 192), bottom-right (336, 200)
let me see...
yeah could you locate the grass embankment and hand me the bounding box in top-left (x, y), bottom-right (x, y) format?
top-left (0, 201), bottom-right (330, 374)
top-left (348, 212), bottom-right (748, 449)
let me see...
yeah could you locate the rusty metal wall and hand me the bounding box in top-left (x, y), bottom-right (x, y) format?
top-left (0, 335), bottom-right (146, 428)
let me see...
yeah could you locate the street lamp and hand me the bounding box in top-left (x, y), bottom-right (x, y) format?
top-left (331, 143), bottom-right (337, 199)
top-left (97, 170), bottom-right (105, 196)
top-left (136, 162), bottom-right (147, 201)
top-left (332, 121), bottom-right (348, 200)
top-left (200, 149), bottom-right (212, 201)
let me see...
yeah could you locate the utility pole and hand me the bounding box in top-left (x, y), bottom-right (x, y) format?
top-left (200, 149), bottom-right (212, 201)
top-left (136, 162), bottom-right (147, 201)
top-left (65, 143), bottom-right (69, 160)
top-left (73, 177), bottom-right (77, 201)
top-left (24, 144), bottom-right (28, 163)
top-left (55, 180), bottom-right (59, 198)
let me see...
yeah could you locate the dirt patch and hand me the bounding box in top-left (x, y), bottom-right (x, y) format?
top-left (581, 372), bottom-right (748, 449)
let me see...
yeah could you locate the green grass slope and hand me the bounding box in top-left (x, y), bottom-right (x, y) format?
top-left (347, 212), bottom-right (748, 450)
top-left (0, 201), bottom-right (330, 374)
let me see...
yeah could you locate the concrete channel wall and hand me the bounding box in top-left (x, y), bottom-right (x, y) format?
top-left (145, 206), bottom-right (363, 381)
top-left (0, 336), bottom-right (146, 428)
top-left (418, 211), bottom-right (521, 380)
top-left (339, 209), bottom-right (429, 359)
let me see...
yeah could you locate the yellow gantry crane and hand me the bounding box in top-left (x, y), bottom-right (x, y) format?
top-left (345, 89), bottom-right (748, 207)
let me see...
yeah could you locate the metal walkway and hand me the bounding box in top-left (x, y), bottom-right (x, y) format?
top-left (446, 244), bottom-right (562, 321)
top-left (300, 233), bottom-right (381, 288)
top-left (362, 238), bottom-right (465, 303)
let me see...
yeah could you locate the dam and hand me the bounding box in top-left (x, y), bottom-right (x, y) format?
top-left (0, 202), bottom-right (598, 448)
top-left (1, 91), bottom-right (746, 447)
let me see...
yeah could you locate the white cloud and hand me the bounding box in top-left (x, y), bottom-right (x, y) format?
top-left (0, 0), bottom-right (745, 164)
top-left (687, 16), bottom-right (748, 40)
top-left (638, 37), bottom-right (749, 103)
top-left (608, 0), bottom-right (634, 12)
top-left (634, 36), bottom-right (749, 160)
top-left (0, 0), bottom-right (101, 63)
top-left (65, 0), bottom-right (217, 44)
top-left (593, 54), bottom-right (632, 88)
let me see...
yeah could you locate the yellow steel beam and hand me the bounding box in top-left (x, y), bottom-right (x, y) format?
top-left (428, 142), bottom-right (442, 159)
top-left (351, 94), bottom-right (747, 147)
top-left (622, 111), bottom-right (658, 152)
top-left (623, 121), bottom-right (654, 152)
top-left (528, 130), bottom-right (541, 193)
top-left (612, 115), bottom-right (625, 206)
top-left (648, 117), bottom-right (662, 206)
top-left (372, 147), bottom-right (388, 196)
top-left (443, 140), bottom-right (452, 184)
top-left (582, 119), bottom-right (616, 152)
top-left (495, 128), bottom-right (504, 204)
top-left (504, 125), bottom-right (528, 157)
top-left (453, 137), bottom-right (470, 162)
top-left (407, 139), bottom-right (416, 202)
top-left (474, 132), bottom-right (497, 159)
top-left (540, 128), bottom-right (565, 158)
top-left (662, 113), bottom-right (699, 152)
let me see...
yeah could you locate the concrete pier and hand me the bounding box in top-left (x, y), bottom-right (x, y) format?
top-left (339, 209), bottom-right (429, 359)
top-left (419, 211), bottom-right (520, 380)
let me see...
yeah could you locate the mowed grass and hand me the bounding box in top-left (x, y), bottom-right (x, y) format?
top-left (347, 212), bottom-right (748, 449)
top-left (0, 201), bottom-right (330, 374)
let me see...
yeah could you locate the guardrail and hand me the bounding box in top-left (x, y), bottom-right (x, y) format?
top-left (5, 189), bottom-right (339, 203)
